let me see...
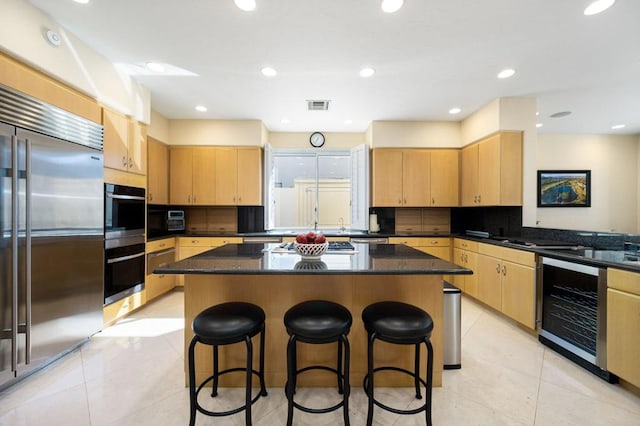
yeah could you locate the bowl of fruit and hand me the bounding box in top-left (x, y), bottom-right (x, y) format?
top-left (294, 231), bottom-right (329, 260)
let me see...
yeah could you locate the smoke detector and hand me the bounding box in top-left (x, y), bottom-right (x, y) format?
top-left (307, 100), bottom-right (330, 111)
top-left (44, 29), bottom-right (61, 47)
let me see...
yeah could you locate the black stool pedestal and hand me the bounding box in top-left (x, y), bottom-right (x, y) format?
top-left (284, 300), bottom-right (353, 426)
top-left (362, 301), bottom-right (435, 426)
top-left (188, 302), bottom-right (267, 425)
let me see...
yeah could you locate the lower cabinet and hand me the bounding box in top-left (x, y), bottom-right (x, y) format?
top-left (103, 290), bottom-right (146, 327)
top-left (607, 268), bottom-right (640, 388)
top-left (175, 237), bottom-right (242, 286)
top-left (388, 237), bottom-right (451, 261)
top-left (451, 239), bottom-right (478, 295)
top-left (146, 238), bottom-right (177, 302)
top-left (477, 243), bottom-right (536, 329)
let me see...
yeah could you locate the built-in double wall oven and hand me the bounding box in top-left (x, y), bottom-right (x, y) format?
top-left (104, 184), bottom-right (146, 305)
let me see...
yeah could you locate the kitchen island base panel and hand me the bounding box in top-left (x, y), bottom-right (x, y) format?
top-left (184, 274), bottom-right (443, 387)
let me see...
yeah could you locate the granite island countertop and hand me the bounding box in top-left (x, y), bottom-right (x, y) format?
top-left (154, 242), bottom-right (473, 275)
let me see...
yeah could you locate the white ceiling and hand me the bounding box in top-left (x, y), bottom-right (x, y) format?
top-left (27, 0), bottom-right (640, 135)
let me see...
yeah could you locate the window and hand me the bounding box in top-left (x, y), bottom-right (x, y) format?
top-left (265, 145), bottom-right (369, 231)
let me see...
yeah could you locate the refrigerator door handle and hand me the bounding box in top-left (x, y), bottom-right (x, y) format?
top-left (25, 138), bottom-right (32, 364)
top-left (11, 135), bottom-right (18, 373)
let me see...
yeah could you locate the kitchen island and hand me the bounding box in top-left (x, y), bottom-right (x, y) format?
top-left (155, 243), bottom-right (472, 387)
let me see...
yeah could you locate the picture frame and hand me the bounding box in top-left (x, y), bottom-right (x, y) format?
top-left (537, 170), bottom-right (591, 207)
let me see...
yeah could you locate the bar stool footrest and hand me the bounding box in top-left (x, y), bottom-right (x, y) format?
top-left (195, 367), bottom-right (266, 417)
top-left (286, 365), bottom-right (348, 414)
top-left (363, 366), bottom-right (429, 416)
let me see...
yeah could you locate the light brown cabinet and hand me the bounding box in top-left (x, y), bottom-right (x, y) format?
top-left (147, 137), bottom-right (169, 204)
top-left (389, 237), bottom-right (451, 261)
top-left (146, 238), bottom-right (176, 301)
top-left (452, 239), bottom-right (478, 295)
top-left (372, 149), bottom-right (459, 207)
top-left (607, 268), bottom-right (640, 387)
top-left (169, 147), bottom-right (216, 205)
top-left (477, 243), bottom-right (536, 329)
top-left (460, 131), bottom-right (522, 206)
top-left (103, 108), bottom-right (147, 175)
top-left (215, 147), bottom-right (262, 205)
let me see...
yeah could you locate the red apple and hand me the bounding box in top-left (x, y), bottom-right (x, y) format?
top-left (306, 231), bottom-right (316, 243)
top-left (296, 234), bottom-right (308, 244)
top-left (315, 234), bottom-right (326, 244)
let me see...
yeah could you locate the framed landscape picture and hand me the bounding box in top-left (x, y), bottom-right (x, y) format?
top-left (537, 170), bottom-right (591, 207)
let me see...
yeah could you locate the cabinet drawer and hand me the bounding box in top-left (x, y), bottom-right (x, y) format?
top-left (453, 238), bottom-right (478, 251)
top-left (147, 237), bottom-right (176, 253)
top-left (177, 236), bottom-right (242, 247)
top-left (389, 237), bottom-right (422, 247)
top-left (608, 268), bottom-right (640, 295)
top-left (421, 237), bottom-right (450, 247)
top-left (478, 243), bottom-right (535, 267)
top-left (103, 290), bottom-right (146, 326)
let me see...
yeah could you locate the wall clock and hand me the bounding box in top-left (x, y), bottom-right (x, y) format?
top-left (309, 132), bottom-right (325, 148)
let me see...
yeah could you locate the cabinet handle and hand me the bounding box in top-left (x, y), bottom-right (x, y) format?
top-left (460, 253), bottom-right (464, 262)
top-left (128, 157), bottom-right (133, 168)
top-left (496, 263), bottom-right (501, 274)
top-left (187, 195), bottom-right (191, 203)
top-left (478, 195), bottom-right (481, 203)
top-left (193, 195), bottom-right (197, 203)
top-left (430, 240), bottom-right (438, 244)
top-left (462, 243), bottom-right (467, 248)
top-left (149, 193), bottom-right (153, 201)
top-left (238, 196), bottom-right (241, 203)
top-left (432, 198), bottom-right (435, 205)
top-left (502, 265), bottom-right (507, 276)
top-left (192, 240), bottom-right (199, 244)
top-left (464, 254), bottom-right (468, 262)
top-left (159, 243), bottom-right (165, 247)
top-left (398, 198), bottom-right (402, 205)
top-left (404, 198), bottom-right (407, 204)
top-left (122, 156), bottom-right (127, 167)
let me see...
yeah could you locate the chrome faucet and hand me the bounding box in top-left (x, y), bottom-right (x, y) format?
top-left (339, 217), bottom-right (345, 232)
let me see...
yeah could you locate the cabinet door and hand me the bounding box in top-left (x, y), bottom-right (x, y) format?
top-left (103, 108), bottom-right (129, 171)
top-left (464, 251), bottom-right (478, 298)
top-left (128, 121), bottom-right (147, 175)
top-left (477, 253), bottom-right (502, 310)
top-left (215, 147), bottom-right (238, 205)
top-left (402, 150), bottom-right (430, 206)
top-left (460, 144), bottom-right (478, 206)
top-left (146, 272), bottom-right (175, 301)
top-left (371, 150), bottom-right (403, 207)
top-left (169, 148), bottom-right (193, 205)
top-left (237, 148), bottom-right (262, 205)
top-left (607, 289), bottom-right (640, 387)
top-left (452, 248), bottom-right (466, 292)
top-left (193, 147), bottom-right (216, 205)
top-left (430, 150), bottom-right (459, 206)
top-left (499, 132), bottom-right (523, 205)
top-left (478, 135), bottom-right (501, 205)
top-left (501, 261), bottom-right (535, 329)
top-left (147, 138), bottom-right (169, 204)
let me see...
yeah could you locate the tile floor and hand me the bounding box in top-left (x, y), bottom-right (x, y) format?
top-left (1, 290), bottom-right (640, 425)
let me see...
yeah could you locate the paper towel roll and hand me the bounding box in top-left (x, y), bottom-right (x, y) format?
top-left (369, 214), bottom-right (380, 232)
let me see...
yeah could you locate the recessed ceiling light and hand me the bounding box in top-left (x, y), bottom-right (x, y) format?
top-left (536, 111), bottom-right (539, 116)
top-left (550, 111), bottom-right (572, 118)
top-left (536, 123), bottom-right (543, 128)
top-left (281, 118), bottom-right (290, 124)
top-left (611, 124), bottom-right (626, 129)
top-left (448, 107), bottom-right (461, 115)
top-left (145, 62), bottom-right (165, 73)
top-left (344, 119), bottom-right (353, 124)
top-left (195, 105), bottom-right (207, 112)
top-left (359, 67), bottom-right (375, 78)
top-left (497, 68), bottom-right (516, 79)
top-left (234, 0), bottom-right (256, 12)
top-left (261, 67), bottom-right (277, 77)
top-left (72, 0), bottom-right (90, 4)
top-left (381, 0), bottom-right (404, 13)
top-left (584, 0), bottom-right (615, 16)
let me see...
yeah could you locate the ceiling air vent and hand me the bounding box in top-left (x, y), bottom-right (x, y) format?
top-left (307, 100), bottom-right (330, 111)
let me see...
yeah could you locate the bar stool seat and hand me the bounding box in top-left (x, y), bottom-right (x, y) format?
top-left (284, 300), bottom-right (352, 426)
top-left (188, 302), bottom-right (267, 426)
top-left (362, 301), bottom-right (434, 426)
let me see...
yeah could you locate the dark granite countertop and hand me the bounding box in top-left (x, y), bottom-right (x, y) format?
top-left (154, 243), bottom-right (473, 275)
top-left (455, 235), bottom-right (640, 273)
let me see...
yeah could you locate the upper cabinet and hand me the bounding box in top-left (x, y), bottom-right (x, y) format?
top-left (371, 149), bottom-right (459, 207)
top-left (102, 108), bottom-right (147, 175)
top-left (169, 146), bottom-right (262, 206)
top-left (460, 131), bottom-right (522, 206)
top-left (169, 147), bottom-right (216, 205)
top-left (147, 137), bottom-right (169, 204)
top-left (215, 147), bottom-right (263, 206)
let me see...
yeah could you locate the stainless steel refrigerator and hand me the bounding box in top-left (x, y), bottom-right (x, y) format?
top-left (0, 84), bottom-right (104, 390)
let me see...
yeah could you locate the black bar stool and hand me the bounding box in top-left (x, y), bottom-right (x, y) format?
top-left (284, 300), bottom-right (352, 426)
top-left (188, 302), bottom-right (268, 426)
top-left (362, 301), bottom-right (434, 426)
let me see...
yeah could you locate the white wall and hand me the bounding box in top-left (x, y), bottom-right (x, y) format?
top-left (168, 119), bottom-right (264, 146)
top-left (369, 121), bottom-right (461, 148)
top-left (268, 132), bottom-right (365, 148)
top-left (0, 0), bottom-right (150, 122)
top-left (536, 134), bottom-right (638, 233)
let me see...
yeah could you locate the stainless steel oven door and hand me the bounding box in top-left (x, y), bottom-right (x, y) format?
top-left (105, 184), bottom-right (145, 239)
top-left (104, 240), bottom-right (145, 305)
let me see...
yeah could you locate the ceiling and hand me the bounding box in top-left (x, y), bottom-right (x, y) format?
top-left (27, 0), bottom-right (640, 135)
